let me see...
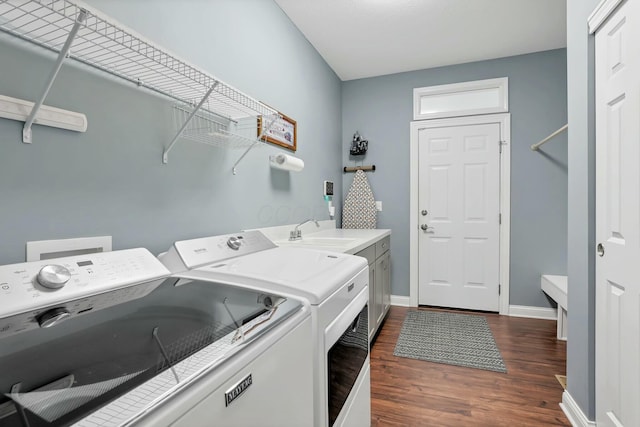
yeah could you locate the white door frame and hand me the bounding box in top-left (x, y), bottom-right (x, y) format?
top-left (409, 113), bottom-right (511, 314)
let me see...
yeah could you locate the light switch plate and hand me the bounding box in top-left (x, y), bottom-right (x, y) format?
top-left (376, 201), bottom-right (382, 211)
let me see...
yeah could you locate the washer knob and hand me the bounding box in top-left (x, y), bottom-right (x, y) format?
top-left (227, 236), bottom-right (241, 250)
top-left (37, 307), bottom-right (71, 328)
top-left (37, 265), bottom-right (71, 290)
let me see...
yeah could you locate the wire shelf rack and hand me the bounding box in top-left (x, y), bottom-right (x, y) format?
top-left (173, 103), bottom-right (271, 150)
top-left (0, 0), bottom-right (282, 168)
top-left (0, 0), bottom-right (277, 121)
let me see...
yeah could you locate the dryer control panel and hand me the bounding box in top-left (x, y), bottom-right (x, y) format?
top-left (164, 231), bottom-right (277, 271)
top-left (0, 248), bottom-right (170, 336)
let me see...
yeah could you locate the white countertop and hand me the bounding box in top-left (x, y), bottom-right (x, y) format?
top-left (247, 221), bottom-right (390, 254)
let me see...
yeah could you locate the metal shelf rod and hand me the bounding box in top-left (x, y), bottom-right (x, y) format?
top-left (344, 165), bottom-right (376, 173)
top-left (22, 9), bottom-right (87, 144)
top-left (163, 82), bottom-right (218, 164)
top-left (530, 124), bottom-right (568, 151)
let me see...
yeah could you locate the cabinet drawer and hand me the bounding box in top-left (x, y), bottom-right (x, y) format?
top-left (356, 244), bottom-right (376, 265)
top-left (375, 236), bottom-right (390, 258)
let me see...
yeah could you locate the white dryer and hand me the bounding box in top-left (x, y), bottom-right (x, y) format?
top-left (0, 247), bottom-right (313, 427)
top-left (161, 230), bottom-right (371, 427)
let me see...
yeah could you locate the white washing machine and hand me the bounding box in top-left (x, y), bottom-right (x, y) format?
top-left (0, 247), bottom-right (313, 427)
top-left (161, 230), bottom-right (371, 427)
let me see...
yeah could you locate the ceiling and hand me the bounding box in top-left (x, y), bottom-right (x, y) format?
top-left (274, 0), bottom-right (567, 81)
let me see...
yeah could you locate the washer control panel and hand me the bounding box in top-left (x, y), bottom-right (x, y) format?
top-left (0, 248), bottom-right (170, 321)
top-left (171, 231), bottom-right (277, 270)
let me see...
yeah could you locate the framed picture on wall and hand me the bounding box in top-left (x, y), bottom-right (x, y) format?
top-left (258, 112), bottom-right (297, 152)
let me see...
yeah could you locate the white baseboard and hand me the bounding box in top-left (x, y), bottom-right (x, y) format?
top-left (560, 391), bottom-right (596, 427)
top-left (508, 305), bottom-right (557, 320)
top-left (390, 295), bottom-right (412, 307)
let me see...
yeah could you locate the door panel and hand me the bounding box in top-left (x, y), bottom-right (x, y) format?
top-left (418, 123), bottom-right (500, 311)
top-left (429, 166), bottom-right (452, 221)
top-left (463, 163), bottom-right (488, 221)
top-left (595, 1), bottom-right (640, 425)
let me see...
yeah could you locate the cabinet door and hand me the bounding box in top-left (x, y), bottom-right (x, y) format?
top-left (374, 255), bottom-right (385, 326)
top-left (368, 263), bottom-right (376, 341)
top-left (381, 251), bottom-right (391, 317)
top-left (374, 256), bottom-right (384, 328)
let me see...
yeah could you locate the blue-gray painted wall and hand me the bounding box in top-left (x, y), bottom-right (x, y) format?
top-left (342, 49), bottom-right (568, 307)
top-left (567, 0), bottom-right (598, 419)
top-left (0, 0), bottom-right (598, 419)
top-left (0, 0), bottom-right (343, 265)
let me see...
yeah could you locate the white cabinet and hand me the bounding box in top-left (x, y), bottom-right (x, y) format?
top-left (357, 235), bottom-right (391, 341)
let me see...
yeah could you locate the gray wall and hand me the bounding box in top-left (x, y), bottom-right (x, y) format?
top-left (0, 0), bottom-right (343, 265)
top-left (567, 0), bottom-right (598, 419)
top-left (342, 49), bottom-right (568, 307)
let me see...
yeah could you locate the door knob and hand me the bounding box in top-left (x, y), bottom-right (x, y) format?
top-left (420, 224), bottom-right (433, 231)
top-left (421, 210), bottom-right (428, 216)
top-left (597, 243), bottom-right (605, 257)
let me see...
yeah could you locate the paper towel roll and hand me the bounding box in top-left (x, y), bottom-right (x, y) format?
top-left (269, 154), bottom-right (304, 172)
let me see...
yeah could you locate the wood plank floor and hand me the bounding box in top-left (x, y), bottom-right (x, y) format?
top-left (370, 306), bottom-right (569, 426)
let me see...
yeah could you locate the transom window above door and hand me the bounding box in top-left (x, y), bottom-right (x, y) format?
top-left (413, 77), bottom-right (509, 120)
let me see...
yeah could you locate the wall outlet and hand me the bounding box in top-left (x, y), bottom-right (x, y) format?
top-left (376, 201), bottom-right (382, 211)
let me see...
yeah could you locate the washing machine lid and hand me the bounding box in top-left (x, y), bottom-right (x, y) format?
top-left (185, 246), bottom-right (368, 304)
top-left (0, 250), bottom-right (306, 427)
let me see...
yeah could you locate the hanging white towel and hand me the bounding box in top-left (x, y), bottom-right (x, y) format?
top-left (342, 170), bottom-right (377, 229)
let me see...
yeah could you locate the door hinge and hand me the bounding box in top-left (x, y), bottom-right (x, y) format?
top-left (499, 213), bottom-right (502, 224)
top-left (499, 284), bottom-right (501, 295)
top-left (499, 140), bottom-right (506, 154)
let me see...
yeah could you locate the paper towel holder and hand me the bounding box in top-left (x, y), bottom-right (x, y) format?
top-left (269, 154), bottom-right (305, 172)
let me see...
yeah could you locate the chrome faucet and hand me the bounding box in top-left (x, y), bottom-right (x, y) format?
top-left (289, 219), bottom-right (319, 241)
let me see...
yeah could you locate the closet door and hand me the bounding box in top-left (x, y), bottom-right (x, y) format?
top-left (595, 1), bottom-right (640, 426)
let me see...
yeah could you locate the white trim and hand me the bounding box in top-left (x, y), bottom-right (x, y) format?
top-left (413, 78), bottom-right (508, 120)
top-left (390, 295), bottom-right (411, 307)
top-left (561, 391), bottom-right (597, 427)
top-left (409, 113), bottom-right (511, 314)
top-left (588, 0), bottom-right (625, 33)
top-left (508, 305), bottom-right (557, 320)
top-left (0, 94), bottom-right (88, 133)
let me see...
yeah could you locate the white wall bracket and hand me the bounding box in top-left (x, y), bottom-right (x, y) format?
top-left (232, 141), bottom-right (261, 175)
top-left (163, 83), bottom-right (218, 164)
top-left (231, 114), bottom-right (278, 174)
top-left (0, 95), bottom-right (87, 135)
top-left (22, 9), bottom-right (87, 144)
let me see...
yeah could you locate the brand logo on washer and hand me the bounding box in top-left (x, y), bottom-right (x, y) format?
top-left (225, 374), bottom-right (252, 407)
top-left (193, 248), bottom-right (207, 254)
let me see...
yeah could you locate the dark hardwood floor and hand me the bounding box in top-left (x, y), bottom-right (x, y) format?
top-left (370, 306), bottom-right (569, 426)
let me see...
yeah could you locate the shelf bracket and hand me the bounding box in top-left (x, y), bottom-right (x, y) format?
top-left (232, 140), bottom-right (261, 175)
top-left (231, 113), bottom-right (278, 175)
top-left (22, 9), bottom-right (87, 144)
top-left (163, 83), bottom-right (219, 164)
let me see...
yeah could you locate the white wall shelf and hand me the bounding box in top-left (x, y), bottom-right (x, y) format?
top-left (0, 0), bottom-right (279, 168)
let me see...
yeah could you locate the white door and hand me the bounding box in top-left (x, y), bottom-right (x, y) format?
top-left (417, 122), bottom-right (501, 311)
top-left (595, 1), bottom-right (640, 425)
